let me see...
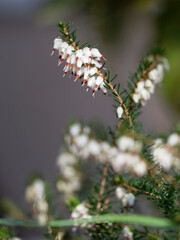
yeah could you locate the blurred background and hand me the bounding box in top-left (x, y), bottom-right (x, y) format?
top-left (0, 0), bottom-right (180, 236)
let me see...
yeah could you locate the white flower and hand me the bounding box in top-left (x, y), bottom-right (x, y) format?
top-left (149, 64), bottom-right (164, 84)
top-left (36, 199), bottom-right (48, 213)
top-left (90, 48), bottom-right (103, 59)
top-left (69, 123), bottom-right (81, 137)
top-left (95, 76), bottom-right (104, 89)
top-left (12, 238), bottom-right (22, 240)
top-left (83, 126), bottom-right (91, 135)
top-left (52, 38), bottom-right (62, 52)
top-left (123, 226), bottom-right (133, 240)
top-left (117, 106), bottom-right (123, 118)
top-left (167, 133), bottom-right (180, 146)
top-left (37, 213), bottom-right (47, 225)
top-left (57, 153), bottom-right (77, 169)
top-left (32, 180), bottom-right (45, 200)
top-left (75, 134), bottom-right (89, 148)
top-left (87, 140), bottom-right (101, 156)
top-left (83, 47), bottom-right (92, 57)
top-left (86, 76), bottom-right (96, 91)
top-left (122, 194), bottom-right (129, 208)
top-left (132, 93), bottom-right (141, 103)
top-left (152, 146), bottom-right (173, 170)
top-left (116, 136), bottom-right (134, 152)
top-left (62, 166), bottom-right (77, 179)
top-left (133, 161), bottom-right (147, 176)
top-left (136, 81), bottom-right (144, 93)
top-left (145, 79), bottom-right (155, 94)
top-left (111, 153), bottom-right (126, 172)
top-left (115, 187), bottom-right (126, 200)
top-left (141, 88), bottom-right (150, 101)
top-left (100, 82), bottom-right (107, 94)
top-left (71, 202), bottom-right (92, 229)
top-left (126, 193), bottom-right (135, 207)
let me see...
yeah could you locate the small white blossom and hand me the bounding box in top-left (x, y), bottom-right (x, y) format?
top-left (75, 134), bottom-right (89, 148)
top-left (123, 226), bottom-right (133, 240)
top-left (36, 200), bottom-right (48, 213)
top-left (87, 140), bottom-right (101, 156)
top-left (152, 145), bottom-right (173, 170)
top-left (117, 106), bottom-right (123, 118)
top-left (126, 193), bottom-right (135, 207)
top-left (115, 187), bottom-right (126, 200)
top-left (37, 213), bottom-right (47, 225)
top-left (167, 133), bottom-right (180, 146)
top-left (133, 161), bottom-right (147, 176)
top-left (25, 179), bottom-right (48, 225)
top-left (71, 202), bottom-right (92, 230)
top-left (69, 123), bottom-right (81, 137)
top-left (132, 93), bottom-right (141, 103)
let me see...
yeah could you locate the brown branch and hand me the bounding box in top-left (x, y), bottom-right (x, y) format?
top-left (97, 163), bottom-right (109, 211)
top-left (121, 182), bottom-right (162, 200)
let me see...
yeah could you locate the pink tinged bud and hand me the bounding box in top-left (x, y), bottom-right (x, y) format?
top-left (66, 46), bottom-right (74, 58)
top-left (70, 54), bottom-right (76, 68)
top-left (63, 65), bottom-right (70, 75)
top-left (82, 55), bottom-right (90, 66)
top-left (101, 55), bottom-right (107, 61)
top-left (53, 38), bottom-right (63, 51)
top-left (77, 59), bottom-right (83, 69)
top-left (95, 76), bottom-right (103, 88)
top-left (74, 69), bottom-right (83, 82)
top-left (75, 49), bottom-right (83, 60)
top-left (88, 67), bottom-right (98, 77)
top-left (83, 68), bottom-right (90, 82)
top-left (59, 47), bottom-right (65, 55)
top-left (86, 77), bottom-right (96, 91)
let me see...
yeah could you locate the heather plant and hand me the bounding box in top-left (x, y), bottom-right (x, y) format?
top-left (1, 21), bottom-right (180, 240)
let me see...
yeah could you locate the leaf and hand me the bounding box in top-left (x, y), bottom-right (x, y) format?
top-left (0, 214), bottom-right (176, 229)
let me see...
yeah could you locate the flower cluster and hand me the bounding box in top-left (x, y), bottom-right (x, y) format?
top-left (132, 57), bottom-right (169, 105)
top-left (64, 122), bottom-right (147, 176)
top-left (151, 133), bottom-right (180, 171)
top-left (70, 202), bottom-right (92, 230)
top-left (52, 38), bottom-right (107, 96)
top-left (56, 152), bottom-right (81, 199)
top-left (114, 136), bottom-right (146, 176)
top-left (123, 226), bottom-right (133, 240)
top-left (115, 187), bottom-right (135, 208)
top-left (25, 179), bottom-right (48, 225)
